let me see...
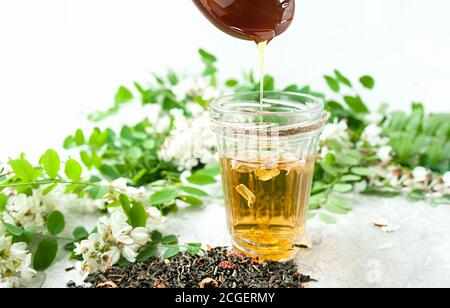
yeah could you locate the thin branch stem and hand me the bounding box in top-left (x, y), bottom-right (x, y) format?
top-left (0, 179), bottom-right (127, 196)
top-left (0, 180), bottom-right (98, 189)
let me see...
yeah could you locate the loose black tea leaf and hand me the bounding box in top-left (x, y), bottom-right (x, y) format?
top-left (69, 247), bottom-right (314, 288)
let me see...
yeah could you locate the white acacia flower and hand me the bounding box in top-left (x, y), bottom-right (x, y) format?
top-left (412, 167), bottom-right (429, 183)
top-left (107, 179), bottom-right (148, 203)
top-left (147, 206), bottom-right (164, 227)
top-left (320, 120), bottom-right (349, 142)
top-left (74, 233), bottom-right (102, 257)
top-left (109, 178), bottom-right (128, 191)
top-left (158, 112), bottom-right (218, 171)
top-left (131, 228), bottom-right (150, 246)
top-left (154, 115), bottom-right (171, 134)
top-left (377, 146), bottom-right (393, 163)
top-left (186, 102), bottom-right (204, 117)
top-left (319, 146), bottom-right (329, 159)
top-left (354, 180), bottom-right (368, 193)
top-left (41, 186), bottom-right (105, 214)
top-left (361, 124), bottom-right (389, 147)
top-left (75, 211), bottom-right (150, 274)
top-left (443, 172), bottom-right (450, 188)
top-left (102, 246), bottom-right (121, 268)
top-left (0, 236), bottom-right (36, 288)
top-left (172, 77), bottom-right (219, 102)
top-left (172, 78), bottom-right (199, 101)
top-left (365, 113), bottom-right (384, 125)
top-left (144, 104), bottom-right (163, 125)
top-left (121, 245), bottom-right (139, 263)
top-left (2, 192), bottom-right (51, 232)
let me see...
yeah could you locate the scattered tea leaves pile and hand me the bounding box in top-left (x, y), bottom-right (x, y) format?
top-left (68, 247), bottom-right (314, 288)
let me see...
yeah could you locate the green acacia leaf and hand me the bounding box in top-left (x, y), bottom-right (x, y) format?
top-left (311, 182), bottom-right (331, 195)
top-left (433, 195), bottom-right (450, 205)
top-left (161, 235), bottom-right (178, 245)
top-left (10, 158), bottom-right (37, 181)
top-left (73, 227), bottom-right (89, 241)
top-left (80, 151), bottom-right (92, 169)
top-left (344, 96), bottom-right (370, 114)
top-left (65, 159), bottom-right (82, 181)
top-left (115, 86), bottom-right (133, 105)
top-left (325, 202), bottom-right (348, 215)
top-left (3, 222), bottom-right (24, 236)
top-left (75, 129), bottom-right (86, 146)
top-left (319, 213), bottom-right (337, 224)
top-left (106, 200), bottom-right (121, 209)
top-left (187, 174), bottom-right (216, 186)
top-left (149, 189), bottom-right (178, 205)
top-left (129, 202), bottom-right (148, 228)
top-left (329, 195), bottom-right (353, 210)
top-left (360, 75), bottom-right (375, 89)
top-left (13, 230), bottom-right (35, 245)
top-left (137, 246), bottom-right (158, 262)
top-left (187, 243), bottom-right (202, 255)
top-left (43, 183), bottom-right (58, 196)
top-left (47, 210), bottom-right (65, 235)
top-left (89, 186), bottom-right (109, 200)
top-left (33, 238), bottom-right (58, 271)
top-left (333, 184), bottom-right (353, 193)
top-left (163, 246), bottom-right (180, 259)
top-left (99, 165), bottom-right (120, 180)
top-left (319, 160), bottom-right (338, 177)
top-left (340, 175), bottom-right (362, 182)
top-left (336, 149), bottom-right (362, 166)
top-left (40, 149), bottom-right (60, 179)
top-left (351, 167), bottom-right (373, 177)
top-left (225, 79), bottom-right (238, 87)
top-left (179, 186), bottom-right (209, 197)
top-left (325, 76), bottom-right (340, 92)
top-left (119, 194), bottom-right (131, 216)
top-left (64, 242), bottom-right (76, 251)
top-left (325, 195), bottom-right (352, 214)
top-left (117, 256), bottom-right (133, 268)
top-left (407, 190), bottom-right (425, 203)
top-left (361, 186), bottom-right (401, 198)
top-left (334, 70), bottom-right (352, 87)
top-left (151, 230), bottom-right (163, 244)
top-left (199, 49), bottom-right (217, 63)
top-left (309, 192), bottom-right (327, 210)
top-left (195, 166), bottom-right (221, 177)
top-left (0, 193), bottom-right (7, 212)
top-left (63, 136), bottom-right (77, 149)
top-left (177, 195), bottom-right (204, 207)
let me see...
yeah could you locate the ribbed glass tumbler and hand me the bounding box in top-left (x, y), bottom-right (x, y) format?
top-left (210, 91), bottom-right (329, 260)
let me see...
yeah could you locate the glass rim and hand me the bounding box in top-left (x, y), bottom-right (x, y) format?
top-left (210, 91), bottom-right (325, 117)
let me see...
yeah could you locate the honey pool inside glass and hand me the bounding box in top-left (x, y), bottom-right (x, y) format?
top-left (210, 92), bottom-right (328, 260)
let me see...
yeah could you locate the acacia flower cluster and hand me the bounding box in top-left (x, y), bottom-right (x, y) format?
top-left (2, 188), bottom-right (105, 233)
top-left (370, 165), bottom-right (450, 199)
top-left (74, 211), bottom-right (152, 274)
top-left (172, 77), bottom-right (220, 102)
top-left (359, 124), bottom-right (393, 163)
top-left (319, 120), bottom-right (351, 159)
top-left (158, 111), bottom-right (218, 171)
top-left (0, 235), bottom-right (36, 288)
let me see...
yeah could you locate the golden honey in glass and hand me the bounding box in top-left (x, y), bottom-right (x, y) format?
top-left (210, 92), bottom-right (328, 260)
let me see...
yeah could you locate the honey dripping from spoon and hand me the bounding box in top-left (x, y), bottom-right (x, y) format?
top-left (193, 0), bottom-right (296, 109)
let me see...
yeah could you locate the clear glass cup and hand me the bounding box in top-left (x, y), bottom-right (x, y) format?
top-left (210, 91), bottom-right (329, 260)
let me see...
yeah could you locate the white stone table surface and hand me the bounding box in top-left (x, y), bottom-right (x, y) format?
top-left (39, 194), bottom-right (450, 288)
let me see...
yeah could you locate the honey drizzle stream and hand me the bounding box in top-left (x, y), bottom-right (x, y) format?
top-left (257, 41), bottom-right (268, 110)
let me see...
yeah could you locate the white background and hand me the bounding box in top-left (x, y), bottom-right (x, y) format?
top-left (1, 0), bottom-right (449, 160)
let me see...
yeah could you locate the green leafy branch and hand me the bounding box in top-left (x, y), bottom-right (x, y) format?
top-left (383, 103), bottom-right (450, 173)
